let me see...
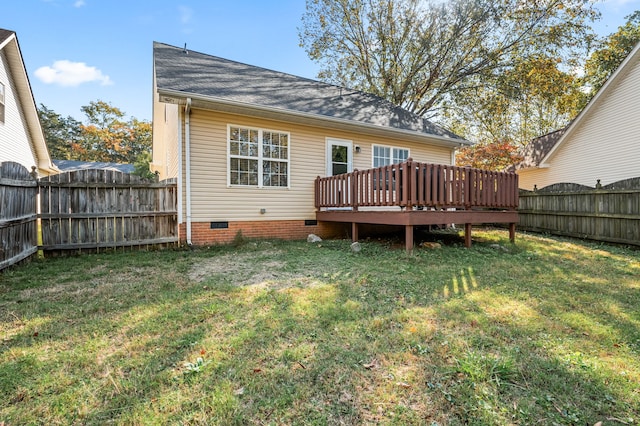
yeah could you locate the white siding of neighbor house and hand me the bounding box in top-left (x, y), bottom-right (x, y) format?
top-left (518, 53), bottom-right (640, 190)
top-left (171, 109), bottom-right (454, 222)
top-left (0, 50), bottom-right (38, 172)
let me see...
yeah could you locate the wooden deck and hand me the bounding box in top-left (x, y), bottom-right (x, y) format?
top-left (315, 159), bottom-right (519, 252)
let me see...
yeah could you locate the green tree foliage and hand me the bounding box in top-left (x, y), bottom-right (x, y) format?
top-left (37, 104), bottom-right (82, 160)
top-left (582, 11), bottom-right (640, 102)
top-left (133, 151), bottom-right (157, 180)
top-left (444, 55), bottom-right (585, 147)
top-left (299, 0), bottom-right (599, 118)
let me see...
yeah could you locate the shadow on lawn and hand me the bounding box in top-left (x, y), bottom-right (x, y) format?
top-left (1, 235), bottom-right (638, 424)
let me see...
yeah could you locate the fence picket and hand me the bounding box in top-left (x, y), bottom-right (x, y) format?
top-left (28, 170), bottom-right (178, 252)
top-left (519, 178), bottom-right (640, 246)
top-left (0, 162), bottom-right (38, 271)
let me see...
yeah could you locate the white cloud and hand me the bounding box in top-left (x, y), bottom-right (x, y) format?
top-left (74, 0), bottom-right (86, 7)
top-left (178, 6), bottom-right (193, 24)
top-left (35, 60), bottom-right (113, 87)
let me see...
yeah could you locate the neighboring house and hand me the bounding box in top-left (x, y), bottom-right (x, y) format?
top-left (0, 29), bottom-right (56, 176)
top-left (53, 159), bottom-right (135, 174)
top-left (516, 41), bottom-right (640, 190)
top-left (152, 42), bottom-right (469, 245)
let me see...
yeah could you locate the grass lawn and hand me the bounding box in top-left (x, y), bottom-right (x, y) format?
top-left (1, 229), bottom-right (639, 425)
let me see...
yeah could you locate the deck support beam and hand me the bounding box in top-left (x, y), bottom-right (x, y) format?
top-left (405, 225), bottom-right (414, 253)
top-left (509, 223), bottom-right (516, 243)
top-left (464, 223), bottom-right (472, 248)
top-left (316, 210), bottom-right (518, 253)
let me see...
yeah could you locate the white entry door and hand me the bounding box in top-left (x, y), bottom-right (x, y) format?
top-left (326, 138), bottom-right (353, 176)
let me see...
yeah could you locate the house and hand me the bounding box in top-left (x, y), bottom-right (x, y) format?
top-left (516, 41), bottom-right (640, 190)
top-left (0, 29), bottom-right (56, 176)
top-left (152, 42), bottom-right (475, 245)
top-left (53, 159), bottom-right (135, 174)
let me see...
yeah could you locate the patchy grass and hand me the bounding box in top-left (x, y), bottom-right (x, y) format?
top-left (1, 230), bottom-right (639, 425)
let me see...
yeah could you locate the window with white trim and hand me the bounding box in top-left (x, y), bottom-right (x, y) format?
top-left (228, 125), bottom-right (289, 187)
top-left (0, 82), bottom-right (5, 123)
top-left (372, 144), bottom-right (409, 167)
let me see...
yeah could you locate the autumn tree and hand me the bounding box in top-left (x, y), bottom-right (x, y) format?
top-left (299, 0), bottom-right (599, 118)
top-left (455, 139), bottom-right (523, 171)
top-left (38, 101), bottom-right (152, 172)
top-left (78, 101), bottom-right (151, 164)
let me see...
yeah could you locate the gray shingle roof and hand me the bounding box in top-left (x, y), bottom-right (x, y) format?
top-left (53, 160), bottom-right (134, 174)
top-left (153, 42), bottom-right (463, 141)
top-left (0, 29), bottom-right (15, 44)
top-left (515, 127), bottom-right (568, 170)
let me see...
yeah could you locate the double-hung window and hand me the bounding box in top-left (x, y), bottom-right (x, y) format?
top-left (228, 125), bottom-right (289, 187)
top-left (372, 144), bottom-right (409, 167)
top-left (0, 82), bottom-right (5, 123)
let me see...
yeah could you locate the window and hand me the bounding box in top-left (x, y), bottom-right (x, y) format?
top-left (228, 125), bottom-right (289, 187)
top-left (0, 82), bottom-right (5, 123)
top-left (372, 144), bottom-right (409, 167)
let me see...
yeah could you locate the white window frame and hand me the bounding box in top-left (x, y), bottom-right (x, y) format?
top-left (372, 144), bottom-right (410, 167)
top-left (326, 138), bottom-right (353, 176)
top-left (227, 124), bottom-right (290, 189)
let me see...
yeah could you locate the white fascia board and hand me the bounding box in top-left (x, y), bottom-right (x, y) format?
top-left (3, 34), bottom-right (54, 172)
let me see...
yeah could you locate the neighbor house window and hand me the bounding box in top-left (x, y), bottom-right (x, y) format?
top-left (0, 82), bottom-right (5, 123)
top-left (228, 125), bottom-right (289, 187)
top-left (372, 144), bottom-right (409, 167)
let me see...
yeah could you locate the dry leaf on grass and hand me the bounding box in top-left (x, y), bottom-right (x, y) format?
top-left (363, 359), bottom-right (378, 369)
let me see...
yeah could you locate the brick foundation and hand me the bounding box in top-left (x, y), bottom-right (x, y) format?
top-left (179, 220), bottom-right (350, 245)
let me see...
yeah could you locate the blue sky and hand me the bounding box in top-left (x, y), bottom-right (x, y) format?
top-left (4, 0), bottom-right (640, 122)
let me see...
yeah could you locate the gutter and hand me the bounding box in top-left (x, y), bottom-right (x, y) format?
top-left (185, 98), bottom-right (192, 245)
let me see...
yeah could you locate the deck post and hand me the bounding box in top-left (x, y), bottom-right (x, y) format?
top-left (405, 225), bottom-right (414, 254)
top-left (464, 223), bottom-right (472, 248)
top-left (509, 223), bottom-right (516, 243)
top-left (352, 222), bottom-right (359, 242)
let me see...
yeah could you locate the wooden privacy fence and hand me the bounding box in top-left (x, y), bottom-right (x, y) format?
top-left (0, 162), bottom-right (38, 270)
top-left (39, 170), bottom-right (178, 251)
top-left (315, 159), bottom-right (519, 210)
top-left (1, 162), bottom-right (178, 271)
top-left (518, 177), bottom-right (640, 246)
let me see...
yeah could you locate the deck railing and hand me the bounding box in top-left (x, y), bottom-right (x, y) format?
top-left (315, 159), bottom-right (519, 211)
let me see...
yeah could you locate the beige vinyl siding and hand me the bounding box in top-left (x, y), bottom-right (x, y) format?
top-left (186, 109), bottom-right (454, 222)
top-left (517, 168), bottom-right (552, 191)
top-left (518, 55), bottom-right (640, 190)
top-left (151, 91), bottom-right (180, 180)
top-left (0, 50), bottom-right (38, 171)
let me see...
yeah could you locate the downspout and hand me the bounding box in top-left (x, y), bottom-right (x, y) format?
top-left (177, 106), bottom-right (183, 241)
top-left (185, 98), bottom-right (192, 245)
